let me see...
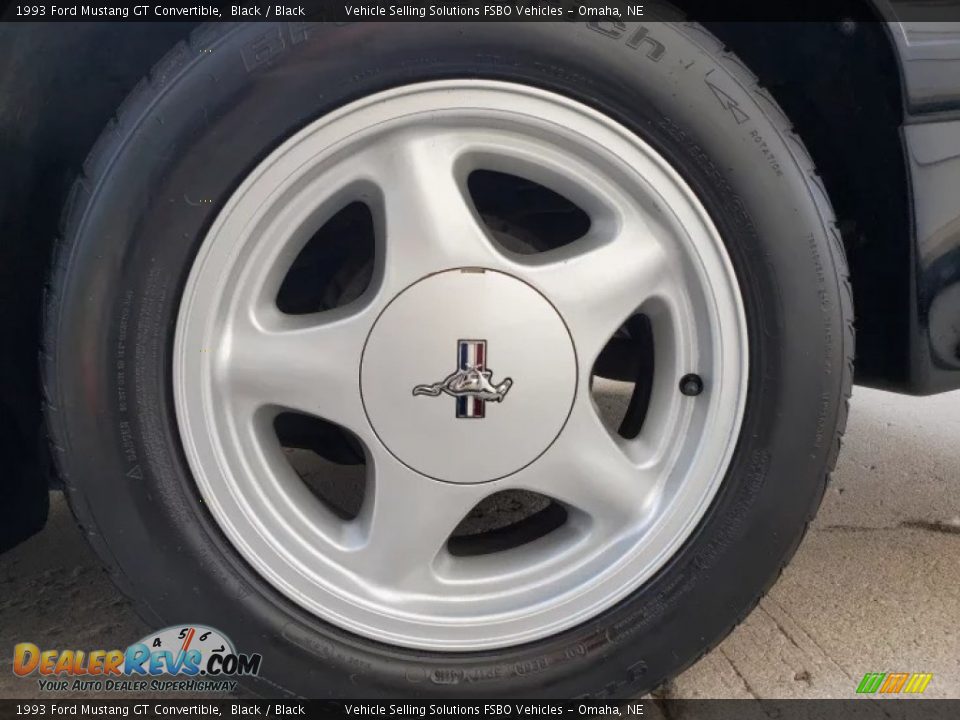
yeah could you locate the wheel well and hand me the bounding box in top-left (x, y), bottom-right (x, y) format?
top-left (0, 23), bottom-right (196, 549)
top-left (697, 16), bottom-right (912, 387)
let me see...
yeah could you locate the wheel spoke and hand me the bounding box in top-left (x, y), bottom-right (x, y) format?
top-left (218, 307), bottom-right (371, 433)
top-left (513, 401), bottom-right (659, 538)
top-left (349, 456), bottom-right (484, 593)
top-left (521, 218), bottom-right (677, 368)
top-left (361, 129), bottom-right (500, 287)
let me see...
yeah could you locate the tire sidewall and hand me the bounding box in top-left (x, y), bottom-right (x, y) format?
top-left (50, 21), bottom-right (846, 698)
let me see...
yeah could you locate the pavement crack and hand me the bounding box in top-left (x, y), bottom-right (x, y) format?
top-left (900, 519), bottom-right (960, 536)
top-left (717, 646), bottom-right (760, 701)
top-left (813, 524), bottom-right (896, 533)
top-left (763, 595), bottom-right (857, 683)
top-left (758, 603), bottom-right (804, 654)
top-left (814, 520), bottom-right (960, 535)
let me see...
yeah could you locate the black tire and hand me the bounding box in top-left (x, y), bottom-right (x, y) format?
top-left (44, 20), bottom-right (853, 698)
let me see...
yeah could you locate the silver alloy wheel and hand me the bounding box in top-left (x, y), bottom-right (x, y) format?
top-left (174, 81), bottom-right (749, 651)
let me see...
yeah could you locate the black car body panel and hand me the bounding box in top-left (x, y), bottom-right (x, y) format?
top-left (885, 5), bottom-right (960, 114)
top-left (879, 1), bottom-right (960, 392)
top-left (900, 119), bottom-right (960, 394)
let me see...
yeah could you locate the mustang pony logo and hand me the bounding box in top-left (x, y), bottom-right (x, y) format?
top-left (413, 339), bottom-right (512, 418)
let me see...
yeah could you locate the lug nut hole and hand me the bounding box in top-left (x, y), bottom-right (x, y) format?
top-left (679, 373), bottom-right (704, 397)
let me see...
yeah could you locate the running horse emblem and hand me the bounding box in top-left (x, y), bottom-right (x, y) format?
top-left (412, 340), bottom-right (513, 418)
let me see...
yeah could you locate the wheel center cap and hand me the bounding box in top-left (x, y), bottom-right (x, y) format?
top-left (360, 269), bottom-right (577, 483)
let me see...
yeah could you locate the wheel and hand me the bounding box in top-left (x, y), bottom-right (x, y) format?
top-left (44, 19), bottom-right (852, 698)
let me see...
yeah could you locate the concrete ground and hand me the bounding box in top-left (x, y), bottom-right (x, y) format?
top-left (1, 386), bottom-right (958, 699)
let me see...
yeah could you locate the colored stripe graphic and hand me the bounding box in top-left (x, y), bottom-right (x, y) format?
top-left (880, 673), bottom-right (909, 694)
top-left (457, 340), bottom-right (486, 418)
top-left (856, 672), bottom-right (933, 694)
top-left (904, 673), bottom-right (933, 694)
top-left (856, 673), bottom-right (886, 694)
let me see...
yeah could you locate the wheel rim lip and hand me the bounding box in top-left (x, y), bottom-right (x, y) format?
top-left (173, 80), bottom-right (750, 650)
